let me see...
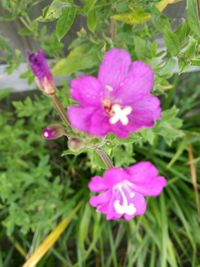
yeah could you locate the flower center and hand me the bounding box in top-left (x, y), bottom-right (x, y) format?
top-left (113, 181), bottom-right (136, 216)
top-left (109, 104), bottom-right (132, 125)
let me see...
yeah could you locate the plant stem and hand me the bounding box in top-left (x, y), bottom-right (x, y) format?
top-left (50, 94), bottom-right (71, 128)
top-left (95, 148), bottom-right (113, 169)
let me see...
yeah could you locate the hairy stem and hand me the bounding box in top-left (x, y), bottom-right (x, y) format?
top-left (95, 148), bottom-right (113, 169)
top-left (50, 94), bottom-right (71, 128)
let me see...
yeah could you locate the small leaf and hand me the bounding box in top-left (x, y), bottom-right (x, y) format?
top-left (87, 9), bottom-right (97, 32)
top-left (163, 30), bottom-right (180, 56)
top-left (154, 107), bottom-right (184, 146)
top-left (56, 7), bottom-right (77, 41)
top-left (187, 0), bottom-right (200, 37)
top-left (52, 44), bottom-right (99, 75)
top-left (37, 0), bottom-right (74, 22)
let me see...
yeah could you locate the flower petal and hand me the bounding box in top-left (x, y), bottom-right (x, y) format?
top-left (124, 192), bottom-right (146, 220)
top-left (89, 109), bottom-right (110, 137)
top-left (88, 176), bottom-right (108, 192)
top-left (98, 48), bottom-right (131, 89)
top-left (126, 162), bottom-right (167, 196)
top-left (89, 191), bottom-right (111, 207)
top-left (70, 75), bottom-right (103, 107)
top-left (126, 162), bottom-right (159, 181)
top-left (128, 95), bottom-right (161, 131)
top-left (67, 106), bottom-right (95, 133)
top-left (116, 61), bottom-right (154, 104)
top-left (103, 168), bottom-right (130, 187)
top-left (110, 122), bottom-right (130, 138)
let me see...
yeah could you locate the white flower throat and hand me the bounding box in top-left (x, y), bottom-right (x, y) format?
top-left (113, 181), bottom-right (136, 216)
top-left (103, 85), bottom-right (132, 125)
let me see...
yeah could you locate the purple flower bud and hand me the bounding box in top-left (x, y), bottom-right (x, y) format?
top-left (42, 125), bottom-right (65, 140)
top-left (27, 50), bottom-right (55, 95)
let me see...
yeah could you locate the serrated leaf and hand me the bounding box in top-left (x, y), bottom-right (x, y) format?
top-left (140, 128), bottom-right (155, 145)
top-left (154, 107), bottom-right (184, 146)
top-left (164, 30), bottom-right (180, 56)
top-left (52, 44), bottom-right (99, 75)
top-left (56, 7), bottom-right (77, 41)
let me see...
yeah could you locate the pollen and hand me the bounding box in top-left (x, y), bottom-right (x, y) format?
top-left (109, 104), bottom-right (132, 125)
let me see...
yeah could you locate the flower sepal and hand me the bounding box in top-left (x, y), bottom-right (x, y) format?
top-left (42, 124), bottom-right (66, 140)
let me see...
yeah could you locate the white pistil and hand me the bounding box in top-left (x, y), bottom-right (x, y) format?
top-left (109, 104), bottom-right (132, 125)
top-left (114, 185), bottom-right (136, 215)
top-left (105, 85), bottom-right (113, 91)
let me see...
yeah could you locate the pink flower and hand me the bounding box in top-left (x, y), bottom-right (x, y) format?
top-left (68, 48), bottom-right (161, 138)
top-left (88, 162), bottom-right (166, 220)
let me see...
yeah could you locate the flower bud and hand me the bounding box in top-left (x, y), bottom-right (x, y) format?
top-left (27, 50), bottom-right (55, 96)
top-left (68, 137), bottom-right (85, 152)
top-left (42, 124), bottom-right (65, 140)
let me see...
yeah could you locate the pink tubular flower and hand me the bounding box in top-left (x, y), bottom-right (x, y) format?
top-left (88, 162), bottom-right (166, 220)
top-left (28, 50), bottom-right (55, 95)
top-left (68, 48), bottom-right (161, 138)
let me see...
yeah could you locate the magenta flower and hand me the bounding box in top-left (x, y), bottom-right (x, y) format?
top-left (28, 50), bottom-right (55, 95)
top-left (88, 162), bottom-right (166, 220)
top-left (68, 48), bottom-right (161, 138)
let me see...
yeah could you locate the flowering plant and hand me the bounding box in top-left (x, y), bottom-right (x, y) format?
top-left (1, 0), bottom-right (199, 266)
top-left (28, 47), bottom-right (166, 220)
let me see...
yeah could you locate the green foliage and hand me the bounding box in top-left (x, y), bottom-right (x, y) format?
top-left (0, 0), bottom-right (200, 266)
top-left (52, 43), bottom-right (100, 75)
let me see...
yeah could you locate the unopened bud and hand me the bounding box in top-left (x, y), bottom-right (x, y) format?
top-left (42, 124), bottom-right (65, 140)
top-left (27, 50), bottom-right (55, 96)
top-left (68, 137), bottom-right (85, 152)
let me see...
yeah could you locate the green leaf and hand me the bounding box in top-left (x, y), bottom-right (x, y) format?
top-left (52, 44), bottom-right (99, 75)
top-left (187, 0), bottom-right (200, 37)
top-left (87, 9), bottom-right (97, 32)
top-left (82, 0), bottom-right (97, 14)
top-left (154, 107), bottom-right (184, 146)
top-left (163, 29), bottom-right (180, 56)
top-left (37, 0), bottom-right (74, 22)
top-left (133, 36), bottom-right (147, 59)
top-left (56, 7), bottom-right (77, 41)
top-left (191, 58), bottom-right (200, 66)
top-left (111, 0), bottom-right (177, 25)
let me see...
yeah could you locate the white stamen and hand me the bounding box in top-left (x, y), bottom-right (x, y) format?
top-left (105, 85), bottom-right (113, 91)
top-left (114, 184), bottom-right (136, 215)
top-left (44, 131), bottom-right (49, 137)
top-left (109, 104), bottom-right (132, 125)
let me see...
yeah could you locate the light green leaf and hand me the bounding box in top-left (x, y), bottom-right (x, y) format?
top-left (37, 0), bottom-right (74, 22)
top-left (52, 44), bottom-right (99, 75)
top-left (56, 7), bottom-right (77, 41)
top-left (87, 9), bottom-right (97, 32)
top-left (111, 0), bottom-right (177, 25)
top-left (187, 0), bottom-right (200, 37)
top-left (163, 30), bottom-right (180, 56)
top-left (154, 107), bottom-right (184, 146)
top-left (82, 0), bottom-right (97, 14)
